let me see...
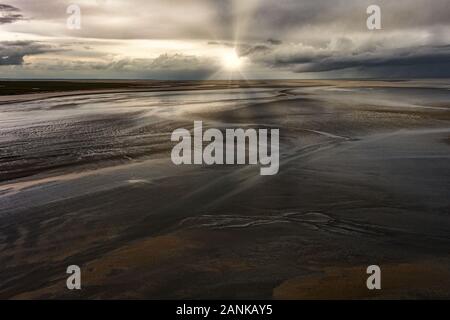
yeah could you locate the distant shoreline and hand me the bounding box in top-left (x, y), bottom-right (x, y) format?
top-left (1, 79), bottom-right (448, 105)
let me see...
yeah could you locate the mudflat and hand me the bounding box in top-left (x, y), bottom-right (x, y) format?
top-left (0, 80), bottom-right (449, 299)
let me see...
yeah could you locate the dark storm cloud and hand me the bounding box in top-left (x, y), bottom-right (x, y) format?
top-left (0, 3), bottom-right (23, 24)
top-left (243, 0), bottom-right (450, 39)
top-left (0, 41), bottom-right (60, 65)
top-left (258, 44), bottom-right (450, 74)
top-left (296, 45), bottom-right (450, 73)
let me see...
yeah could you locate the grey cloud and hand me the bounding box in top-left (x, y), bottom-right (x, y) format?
top-left (266, 39), bottom-right (282, 45)
top-left (28, 53), bottom-right (219, 80)
top-left (2, 0), bottom-right (450, 78)
top-left (9, 0), bottom-right (449, 40)
top-left (207, 40), bottom-right (273, 56)
top-left (0, 41), bottom-right (60, 65)
top-left (0, 3), bottom-right (23, 24)
top-left (238, 44), bottom-right (271, 56)
top-left (209, 39), bottom-right (278, 56)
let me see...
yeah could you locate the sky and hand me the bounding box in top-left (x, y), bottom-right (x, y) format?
top-left (0, 0), bottom-right (449, 79)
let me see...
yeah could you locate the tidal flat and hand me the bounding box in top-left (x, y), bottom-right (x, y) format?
top-left (0, 79), bottom-right (449, 299)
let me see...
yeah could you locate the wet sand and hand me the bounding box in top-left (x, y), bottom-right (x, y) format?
top-left (0, 80), bottom-right (449, 299)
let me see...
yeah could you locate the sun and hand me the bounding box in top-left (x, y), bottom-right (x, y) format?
top-left (222, 49), bottom-right (243, 71)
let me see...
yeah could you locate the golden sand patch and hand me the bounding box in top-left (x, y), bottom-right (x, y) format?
top-left (13, 233), bottom-right (200, 299)
top-left (273, 260), bottom-right (450, 299)
top-left (83, 234), bottom-right (200, 284)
